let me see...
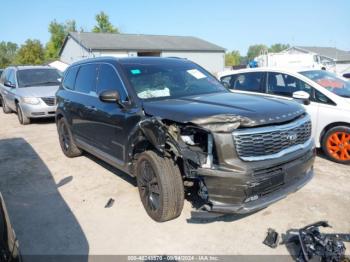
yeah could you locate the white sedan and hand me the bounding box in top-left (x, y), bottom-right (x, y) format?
top-left (218, 68), bottom-right (350, 164)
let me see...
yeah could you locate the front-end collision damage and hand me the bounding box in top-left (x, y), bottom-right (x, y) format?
top-left (190, 114), bottom-right (257, 133)
top-left (126, 113), bottom-right (257, 207)
top-left (133, 113), bottom-right (257, 172)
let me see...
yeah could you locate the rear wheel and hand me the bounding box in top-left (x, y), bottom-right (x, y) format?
top-left (136, 151), bottom-right (184, 222)
top-left (57, 118), bottom-right (82, 158)
top-left (322, 126), bottom-right (350, 164)
top-left (1, 97), bottom-right (12, 114)
top-left (16, 103), bottom-right (30, 125)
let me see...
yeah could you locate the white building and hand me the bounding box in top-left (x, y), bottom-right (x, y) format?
top-left (59, 32), bottom-right (225, 74)
top-left (283, 46), bottom-right (350, 74)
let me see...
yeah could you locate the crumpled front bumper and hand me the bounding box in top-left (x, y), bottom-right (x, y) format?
top-left (196, 147), bottom-right (315, 214)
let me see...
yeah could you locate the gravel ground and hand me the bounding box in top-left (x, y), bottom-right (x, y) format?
top-left (0, 111), bottom-right (349, 260)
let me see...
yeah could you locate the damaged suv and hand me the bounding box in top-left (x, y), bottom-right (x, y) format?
top-left (56, 57), bottom-right (315, 222)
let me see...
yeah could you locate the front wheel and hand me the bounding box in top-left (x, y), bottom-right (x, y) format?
top-left (136, 151), bottom-right (184, 222)
top-left (322, 126), bottom-right (350, 164)
top-left (16, 104), bottom-right (31, 125)
top-left (57, 118), bottom-right (82, 158)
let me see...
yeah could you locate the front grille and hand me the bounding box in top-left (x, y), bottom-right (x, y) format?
top-left (41, 97), bottom-right (56, 106)
top-left (233, 115), bottom-right (312, 161)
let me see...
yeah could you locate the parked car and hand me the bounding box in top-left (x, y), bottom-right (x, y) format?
top-left (56, 57), bottom-right (315, 222)
top-left (218, 68), bottom-right (350, 164)
top-left (0, 193), bottom-right (21, 262)
top-left (0, 66), bottom-right (61, 125)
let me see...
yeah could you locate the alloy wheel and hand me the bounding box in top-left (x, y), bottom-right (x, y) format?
top-left (138, 160), bottom-right (161, 212)
top-left (326, 132), bottom-right (350, 161)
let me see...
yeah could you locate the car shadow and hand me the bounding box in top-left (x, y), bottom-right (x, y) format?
top-left (0, 138), bottom-right (89, 262)
top-left (83, 153), bottom-right (137, 187)
top-left (29, 117), bottom-right (56, 125)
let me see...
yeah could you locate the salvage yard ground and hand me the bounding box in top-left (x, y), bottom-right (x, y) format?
top-left (0, 112), bottom-right (349, 257)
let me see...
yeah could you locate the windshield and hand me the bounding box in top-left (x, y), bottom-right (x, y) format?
top-left (300, 70), bottom-right (350, 98)
top-left (120, 60), bottom-right (227, 100)
top-left (17, 69), bottom-right (61, 88)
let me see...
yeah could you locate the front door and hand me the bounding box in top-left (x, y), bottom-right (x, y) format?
top-left (91, 63), bottom-right (136, 164)
top-left (266, 72), bottom-right (319, 138)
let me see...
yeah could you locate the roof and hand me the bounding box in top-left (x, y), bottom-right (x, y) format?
top-left (9, 65), bottom-right (53, 71)
top-left (286, 46), bottom-right (350, 62)
top-left (70, 56), bottom-right (195, 68)
top-left (61, 32), bottom-right (225, 54)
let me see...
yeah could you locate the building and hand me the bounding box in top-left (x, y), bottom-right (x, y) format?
top-left (283, 46), bottom-right (350, 74)
top-left (59, 32), bottom-right (226, 73)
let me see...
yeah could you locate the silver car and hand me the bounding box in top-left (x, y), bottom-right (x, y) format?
top-left (0, 66), bottom-right (61, 124)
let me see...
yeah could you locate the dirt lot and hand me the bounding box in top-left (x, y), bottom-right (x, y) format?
top-left (0, 111), bottom-right (349, 258)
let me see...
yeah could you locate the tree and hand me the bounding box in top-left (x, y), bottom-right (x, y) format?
top-left (268, 43), bottom-right (290, 53)
top-left (15, 39), bottom-right (45, 65)
top-left (45, 19), bottom-right (78, 60)
top-left (225, 50), bottom-right (241, 66)
top-left (247, 44), bottom-right (268, 60)
top-left (0, 42), bottom-right (18, 68)
top-left (92, 11), bottom-right (119, 33)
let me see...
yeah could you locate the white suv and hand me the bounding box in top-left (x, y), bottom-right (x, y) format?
top-left (218, 68), bottom-right (350, 164)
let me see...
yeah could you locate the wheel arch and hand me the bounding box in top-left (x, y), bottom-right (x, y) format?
top-left (319, 122), bottom-right (350, 145)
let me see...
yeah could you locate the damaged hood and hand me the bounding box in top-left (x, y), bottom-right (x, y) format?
top-left (142, 92), bottom-right (305, 132)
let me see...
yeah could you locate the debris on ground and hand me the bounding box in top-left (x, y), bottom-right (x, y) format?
top-left (105, 198), bottom-right (115, 208)
top-left (280, 221), bottom-right (350, 262)
top-left (56, 176), bottom-right (73, 188)
top-left (263, 228), bottom-right (279, 248)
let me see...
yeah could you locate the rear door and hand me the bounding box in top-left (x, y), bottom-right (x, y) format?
top-left (221, 72), bottom-right (266, 94)
top-left (69, 63), bottom-right (99, 144)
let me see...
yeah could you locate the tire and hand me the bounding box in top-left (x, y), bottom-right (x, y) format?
top-left (1, 97), bottom-right (12, 114)
top-left (16, 103), bottom-right (30, 125)
top-left (136, 151), bottom-right (184, 222)
top-left (57, 118), bottom-right (82, 158)
top-left (322, 126), bottom-right (350, 164)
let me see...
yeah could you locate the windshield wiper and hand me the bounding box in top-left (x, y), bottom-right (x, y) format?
top-left (21, 81), bottom-right (59, 87)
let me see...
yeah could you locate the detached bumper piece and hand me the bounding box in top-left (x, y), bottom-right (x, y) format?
top-left (281, 221), bottom-right (350, 262)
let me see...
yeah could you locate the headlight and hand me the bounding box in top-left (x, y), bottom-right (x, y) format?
top-left (22, 97), bottom-right (40, 105)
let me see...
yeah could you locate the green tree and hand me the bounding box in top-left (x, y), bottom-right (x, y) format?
top-left (225, 50), bottom-right (241, 66)
top-left (268, 43), bottom-right (290, 53)
top-left (45, 19), bottom-right (78, 60)
top-left (15, 39), bottom-right (45, 65)
top-left (92, 11), bottom-right (119, 33)
top-left (0, 42), bottom-right (18, 68)
top-left (247, 44), bottom-right (268, 60)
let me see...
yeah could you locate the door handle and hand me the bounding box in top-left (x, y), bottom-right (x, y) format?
top-left (85, 105), bottom-right (97, 111)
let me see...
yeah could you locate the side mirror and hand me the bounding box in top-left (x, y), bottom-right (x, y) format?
top-left (4, 81), bottom-right (16, 88)
top-left (292, 91), bottom-right (310, 105)
top-left (343, 73), bottom-right (350, 79)
top-left (99, 90), bottom-right (126, 108)
top-left (221, 81), bottom-right (230, 89)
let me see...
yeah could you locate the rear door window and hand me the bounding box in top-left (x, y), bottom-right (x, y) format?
top-left (74, 64), bottom-right (98, 94)
top-left (267, 72), bottom-right (312, 97)
top-left (63, 66), bottom-right (79, 90)
top-left (223, 72), bottom-right (264, 93)
top-left (97, 64), bottom-right (127, 100)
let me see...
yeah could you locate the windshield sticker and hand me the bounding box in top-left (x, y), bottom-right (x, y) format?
top-left (187, 69), bottom-right (207, 79)
top-left (131, 69), bottom-right (141, 75)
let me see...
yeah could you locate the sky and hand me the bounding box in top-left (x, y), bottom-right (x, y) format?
top-left (1, 0), bottom-right (349, 55)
